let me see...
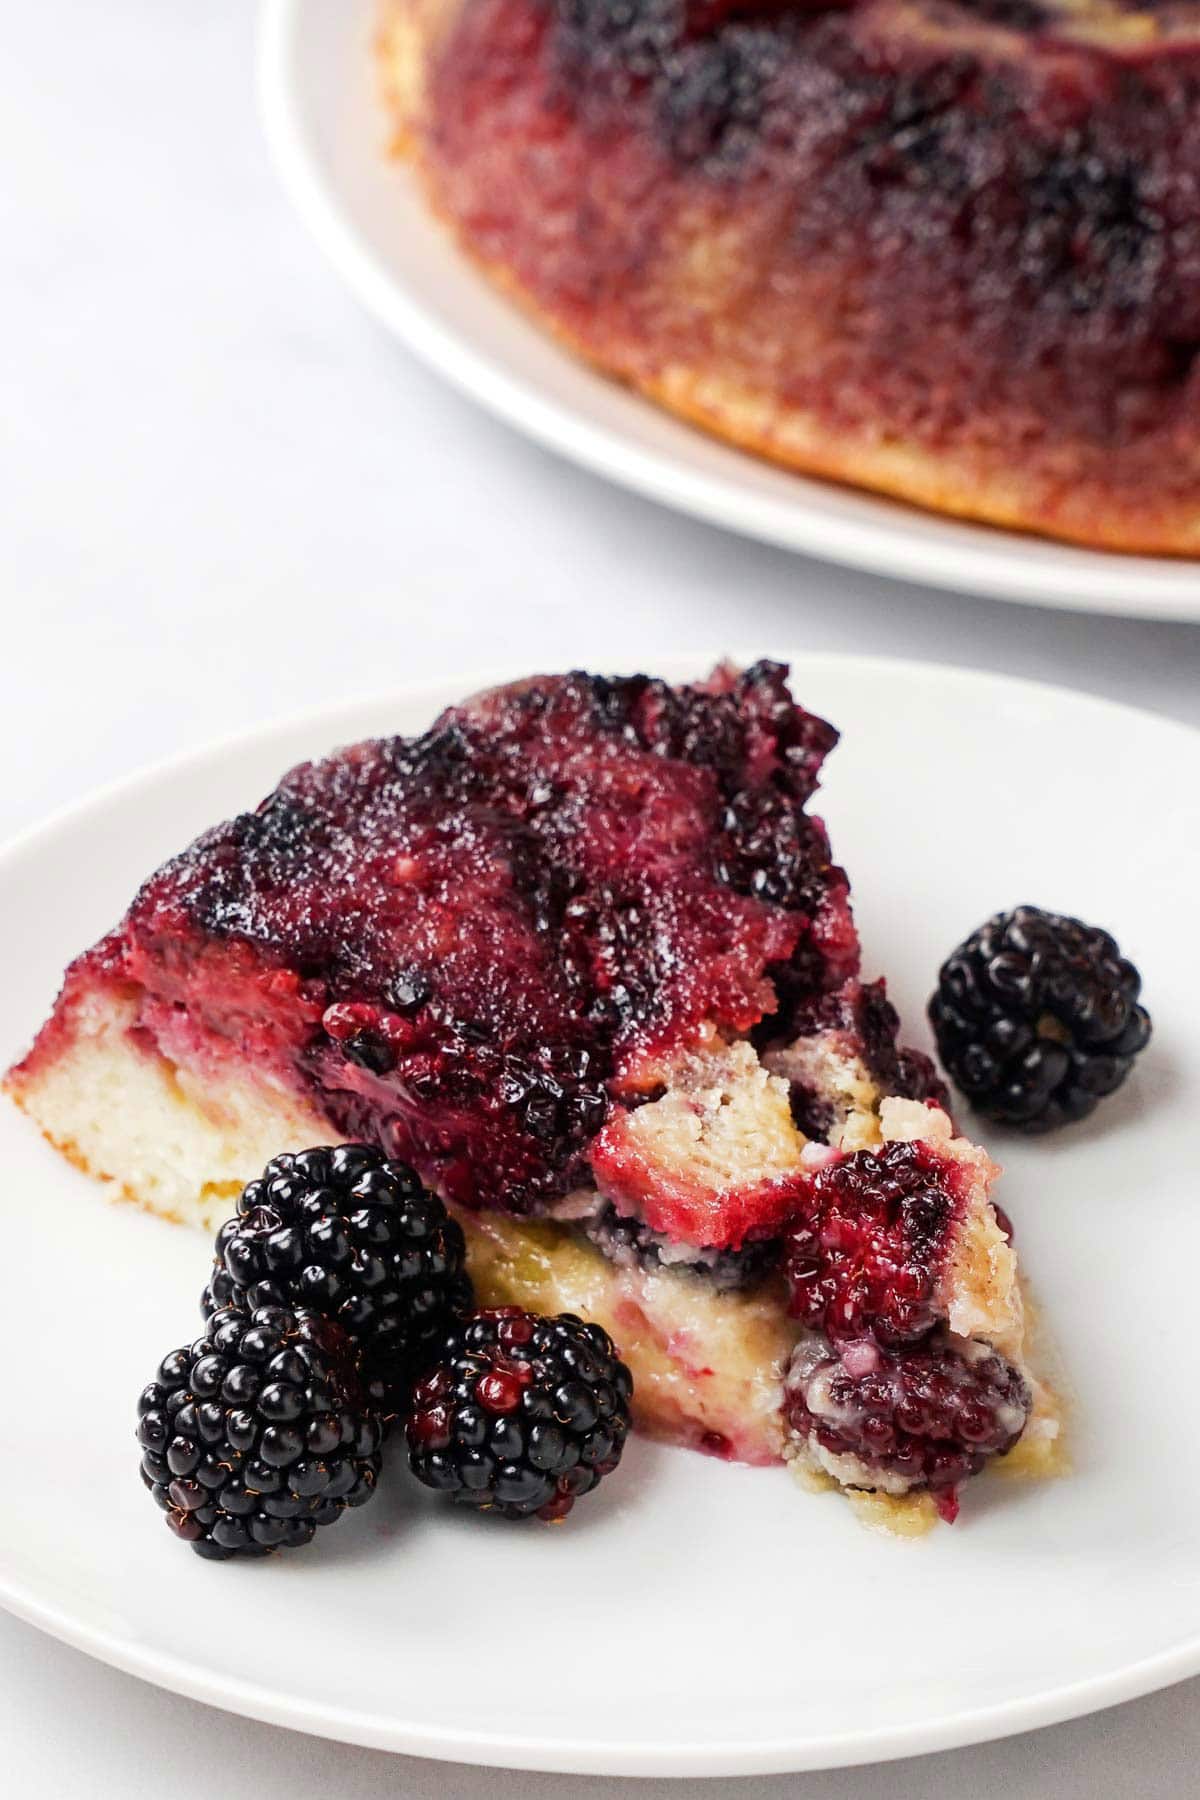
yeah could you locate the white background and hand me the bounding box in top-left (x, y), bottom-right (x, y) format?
top-left (3, 2), bottom-right (1199, 1794)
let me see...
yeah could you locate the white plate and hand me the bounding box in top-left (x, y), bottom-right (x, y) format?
top-left (2, 655), bottom-right (1199, 1775)
top-left (258, 0), bottom-right (1200, 621)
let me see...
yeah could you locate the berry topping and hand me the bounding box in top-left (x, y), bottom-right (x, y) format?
top-left (782, 1139), bottom-right (965, 1348)
top-left (118, 664), bottom-right (860, 1218)
top-left (784, 1330), bottom-right (1031, 1504)
top-left (406, 1307), bottom-right (633, 1520)
top-left (137, 1304), bottom-right (381, 1558)
top-left (201, 1144), bottom-right (473, 1414)
top-left (929, 905), bottom-right (1152, 1132)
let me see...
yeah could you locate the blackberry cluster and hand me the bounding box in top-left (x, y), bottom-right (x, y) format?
top-left (140, 1145), bottom-right (635, 1553)
top-left (930, 906), bottom-right (1151, 1132)
top-left (202, 1144), bottom-right (472, 1413)
top-left (406, 1308), bottom-right (633, 1520)
top-left (138, 1305), bottom-right (381, 1559)
top-left (141, 1143), bottom-right (474, 1557)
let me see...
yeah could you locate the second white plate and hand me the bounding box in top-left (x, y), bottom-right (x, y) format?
top-left (259, 0), bottom-right (1200, 619)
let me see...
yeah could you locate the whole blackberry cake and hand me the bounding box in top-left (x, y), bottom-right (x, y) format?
top-left (6, 664), bottom-right (1061, 1527)
top-left (379, 0), bottom-right (1200, 553)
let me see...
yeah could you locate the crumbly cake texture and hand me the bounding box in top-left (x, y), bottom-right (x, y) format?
top-left (379, 0), bottom-right (1200, 554)
top-left (6, 664), bottom-right (1060, 1522)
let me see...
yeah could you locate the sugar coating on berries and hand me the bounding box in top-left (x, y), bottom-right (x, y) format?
top-left (138, 1304), bottom-right (382, 1558)
top-left (784, 1330), bottom-right (1031, 1500)
top-left (202, 1145), bottom-right (473, 1413)
top-left (406, 1307), bottom-right (633, 1520)
top-left (782, 1140), bottom-right (966, 1347)
top-left (930, 905), bottom-right (1152, 1132)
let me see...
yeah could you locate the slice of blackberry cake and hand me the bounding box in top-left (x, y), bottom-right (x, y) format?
top-left (5, 663), bottom-right (1060, 1525)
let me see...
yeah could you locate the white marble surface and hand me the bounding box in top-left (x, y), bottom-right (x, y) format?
top-left (3, 2), bottom-right (1199, 1793)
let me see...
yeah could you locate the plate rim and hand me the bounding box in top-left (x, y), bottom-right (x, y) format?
top-left (256, 0), bottom-right (1200, 621)
top-left (3, 1573), bottom-right (1200, 1776)
top-left (2, 650), bottom-right (1199, 1774)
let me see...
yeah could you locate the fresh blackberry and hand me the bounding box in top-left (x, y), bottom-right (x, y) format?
top-left (929, 906), bottom-right (1151, 1132)
top-left (202, 1145), bottom-right (473, 1413)
top-left (137, 1304), bottom-right (381, 1559)
top-left (406, 1307), bottom-right (633, 1521)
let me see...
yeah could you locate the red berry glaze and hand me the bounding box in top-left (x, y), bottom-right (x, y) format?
top-left (783, 1139), bottom-right (967, 1348)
